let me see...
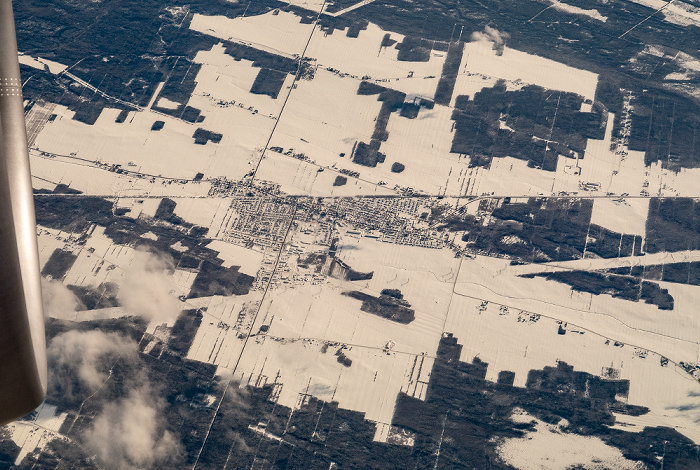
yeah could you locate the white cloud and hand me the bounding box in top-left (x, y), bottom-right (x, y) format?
top-left (117, 249), bottom-right (182, 324)
top-left (471, 26), bottom-right (510, 55)
top-left (47, 330), bottom-right (138, 400)
top-left (84, 386), bottom-right (182, 470)
top-left (42, 278), bottom-right (80, 320)
top-left (48, 330), bottom-right (184, 468)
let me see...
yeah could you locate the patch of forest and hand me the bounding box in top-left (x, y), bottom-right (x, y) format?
top-left (250, 68), bottom-right (288, 98)
top-left (440, 197), bottom-right (644, 263)
top-left (443, 198), bottom-right (593, 262)
top-left (41, 248), bottom-right (78, 280)
top-left (609, 261), bottom-right (700, 288)
top-left (318, 15), bottom-right (369, 38)
top-left (342, 290), bottom-right (415, 323)
top-left (396, 36), bottom-right (432, 62)
top-left (223, 41), bottom-right (298, 74)
top-left (434, 41), bottom-right (464, 106)
top-left (188, 260), bottom-right (255, 298)
top-left (193, 128), bottom-right (223, 145)
top-left (645, 198), bottom-right (700, 253)
top-left (352, 82), bottom-right (405, 167)
top-left (151, 59), bottom-right (205, 123)
top-left (521, 270), bottom-right (674, 310)
top-left (628, 88), bottom-right (700, 170)
top-left (390, 334), bottom-right (693, 469)
top-left (586, 225), bottom-right (643, 258)
top-left (353, 81), bottom-right (433, 168)
top-left (451, 82), bottom-right (604, 171)
top-left (191, 332), bottom-right (695, 469)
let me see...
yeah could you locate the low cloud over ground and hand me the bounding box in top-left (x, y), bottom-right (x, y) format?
top-left (42, 247), bottom-right (187, 467)
top-left (471, 26), bottom-right (510, 55)
top-left (116, 249), bottom-right (182, 324)
top-left (85, 385), bottom-right (182, 469)
top-left (668, 390), bottom-right (700, 424)
top-left (42, 248), bottom-right (183, 324)
top-left (47, 330), bottom-right (182, 469)
top-left (41, 278), bottom-right (80, 320)
top-left (48, 330), bottom-right (138, 402)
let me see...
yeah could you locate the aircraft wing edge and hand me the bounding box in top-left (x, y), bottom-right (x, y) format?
top-left (0, 0), bottom-right (48, 426)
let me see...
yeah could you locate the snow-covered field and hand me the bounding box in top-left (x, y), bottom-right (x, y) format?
top-left (573, 113), bottom-right (647, 196)
top-left (191, 42), bottom-right (295, 122)
top-left (31, 99), bottom-right (265, 192)
top-left (254, 152), bottom-right (397, 196)
top-left (22, 4), bottom-right (700, 462)
top-left (17, 53), bottom-right (67, 74)
top-left (189, 10), bottom-right (318, 58)
top-left (33, 194), bottom-right (700, 447)
top-left (29, 39), bottom-right (303, 197)
top-left (496, 410), bottom-right (646, 469)
top-left (181, 223), bottom-right (700, 444)
top-left (206, 239), bottom-right (265, 274)
top-left (590, 197), bottom-right (649, 239)
top-left (628, 0), bottom-right (700, 27)
top-left (5, 404), bottom-right (68, 466)
top-left (449, 254), bottom-right (700, 441)
top-left (460, 40), bottom-right (598, 103)
top-left (188, 235), bottom-right (458, 436)
top-left (456, 255), bottom-right (700, 358)
top-left (30, 9), bottom-right (700, 200)
top-left (183, 11), bottom-right (613, 197)
top-left (306, 23), bottom-right (446, 90)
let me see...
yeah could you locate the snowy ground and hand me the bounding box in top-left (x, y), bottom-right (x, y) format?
top-left (5, 404), bottom-right (68, 466)
top-left (29, 11), bottom-right (700, 199)
top-left (22, 4), bottom-right (700, 457)
top-left (18, 53), bottom-right (67, 74)
top-left (449, 254), bottom-right (700, 441)
top-left (547, 1), bottom-right (608, 23)
top-left (188, 235), bottom-right (458, 438)
top-left (189, 9), bottom-right (319, 58)
top-left (628, 0), bottom-right (700, 28)
top-left (460, 40), bottom-right (598, 104)
top-left (186, 12), bottom-right (614, 198)
top-left (496, 409), bottom-right (647, 469)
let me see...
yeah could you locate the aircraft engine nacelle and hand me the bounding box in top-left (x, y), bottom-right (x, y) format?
top-left (0, 0), bottom-right (48, 425)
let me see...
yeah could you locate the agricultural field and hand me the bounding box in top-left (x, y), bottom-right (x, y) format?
top-left (6, 0), bottom-right (700, 468)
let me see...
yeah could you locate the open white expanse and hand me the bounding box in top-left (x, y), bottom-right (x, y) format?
top-left (189, 9), bottom-right (318, 58)
top-left (548, 1), bottom-right (608, 23)
top-left (445, 282), bottom-right (700, 442)
top-left (496, 410), bottom-right (647, 469)
top-left (189, 234), bottom-right (458, 434)
top-left (628, 0), bottom-right (700, 27)
top-left (19, 4), bottom-right (700, 466)
top-left (6, 404), bottom-right (68, 466)
top-left (461, 40), bottom-right (599, 104)
top-left (17, 53), bottom-right (67, 74)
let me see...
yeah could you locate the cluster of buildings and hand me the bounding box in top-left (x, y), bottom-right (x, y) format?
top-left (221, 196), bottom-right (297, 251)
top-left (320, 197), bottom-right (444, 248)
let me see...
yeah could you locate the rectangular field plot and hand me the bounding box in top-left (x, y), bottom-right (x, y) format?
top-left (444, 292), bottom-right (700, 442)
top-left (189, 9), bottom-right (320, 59)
